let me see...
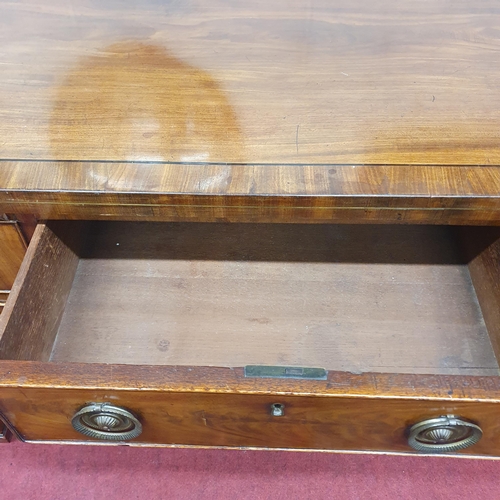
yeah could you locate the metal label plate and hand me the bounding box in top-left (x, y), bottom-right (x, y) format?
top-left (244, 365), bottom-right (327, 380)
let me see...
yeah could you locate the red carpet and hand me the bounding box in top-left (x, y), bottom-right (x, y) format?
top-left (0, 442), bottom-right (498, 499)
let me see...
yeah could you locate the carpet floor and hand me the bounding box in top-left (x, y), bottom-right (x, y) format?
top-left (0, 441), bottom-right (498, 499)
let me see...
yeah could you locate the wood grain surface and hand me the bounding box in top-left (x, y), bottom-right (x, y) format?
top-left (1, 368), bottom-right (500, 455)
top-left (3, 0), bottom-right (500, 454)
top-left (461, 228), bottom-right (500, 362)
top-left (0, 222), bottom-right (26, 291)
top-left (12, 214), bottom-right (38, 243)
top-left (2, 360), bottom-right (500, 452)
top-left (1, 0), bottom-right (500, 165)
top-left (1, 1), bottom-right (500, 221)
top-left (3, 386), bottom-right (500, 455)
top-left (2, 164), bottom-right (500, 224)
top-left (49, 222), bottom-right (497, 375)
top-left (0, 223), bottom-right (83, 361)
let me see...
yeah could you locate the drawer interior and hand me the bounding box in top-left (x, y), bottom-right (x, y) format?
top-left (1, 222), bottom-right (500, 376)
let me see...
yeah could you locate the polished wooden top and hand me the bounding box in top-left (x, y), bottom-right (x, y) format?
top-left (1, 0), bottom-right (500, 221)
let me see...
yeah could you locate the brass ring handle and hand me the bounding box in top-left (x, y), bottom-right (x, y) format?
top-left (408, 415), bottom-right (482, 453)
top-left (71, 403), bottom-right (142, 441)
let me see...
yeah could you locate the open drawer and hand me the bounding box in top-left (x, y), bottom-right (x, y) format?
top-left (1, 221), bottom-right (500, 455)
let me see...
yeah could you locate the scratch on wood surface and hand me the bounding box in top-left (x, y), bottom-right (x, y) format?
top-left (296, 125), bottom-right (300, 154)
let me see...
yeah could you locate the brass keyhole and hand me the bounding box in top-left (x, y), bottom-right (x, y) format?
top-left (271, 403), bottom-right (285, 417)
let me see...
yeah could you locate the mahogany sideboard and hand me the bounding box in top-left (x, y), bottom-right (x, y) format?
top-left (1, 0), bottom-right (500, 456)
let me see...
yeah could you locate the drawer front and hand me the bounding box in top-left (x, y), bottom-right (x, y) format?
top-left (2, 387), bottom-right (500, 455)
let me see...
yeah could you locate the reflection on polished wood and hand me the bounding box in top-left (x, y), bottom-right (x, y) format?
top-left (1, 0), bottom-right (500, 165)
top-left (50, 42), bottom-right (243, 163)
top-left (0, 0), bottom-right (500, 219)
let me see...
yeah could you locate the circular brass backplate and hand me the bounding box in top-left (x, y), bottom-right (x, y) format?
top-left (71, 403), bottom-right (142, 441)
top-left (408, 415), bottom-right (482, 453)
